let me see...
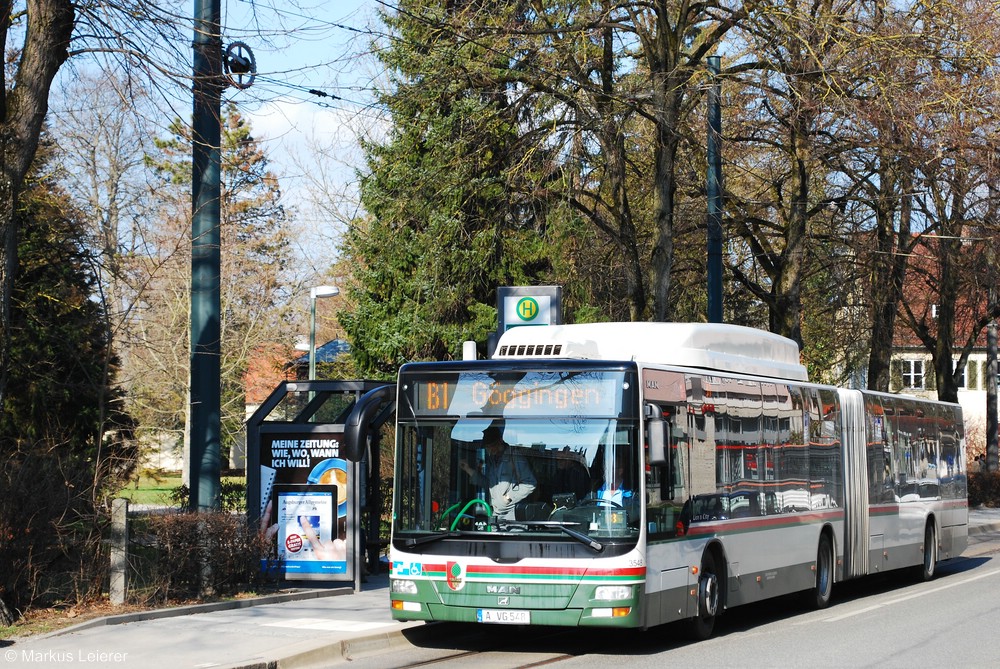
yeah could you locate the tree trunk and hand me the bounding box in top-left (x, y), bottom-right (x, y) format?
top-left (866, 188), bottom-right (911, 391)
top-left (606, 129), bottom-right (644, 321)
top-left (933, 232), bottom-right (961, 403)
top-left (595, 20), bottom-right (645, 321)
top-left (0, 183), bottom-right (14, 412)
top-left (0, 594), bottom-right (14, 626)
top-left (773, 150), bottom-right (806, 346)
top-left (769, 112), bottom-right (811, 348)
top-left (650, 84), bottom-right (681, 322)
top-left (0, 0), bottom-right (75, 406)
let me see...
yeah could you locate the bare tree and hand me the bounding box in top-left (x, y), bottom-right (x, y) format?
top-left (52, 72), bottom-right (158, 311)
top-left (128, 108), bottom-right (298, 460)
top-left (0, 0), bottom-right (193, 406)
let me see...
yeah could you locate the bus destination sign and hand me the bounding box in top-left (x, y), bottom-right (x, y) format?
top-left (407, 371), bottom-right (627, 418)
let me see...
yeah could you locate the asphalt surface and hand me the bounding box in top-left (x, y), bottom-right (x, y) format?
top-left (5, 508), bottom-right (1000, 669)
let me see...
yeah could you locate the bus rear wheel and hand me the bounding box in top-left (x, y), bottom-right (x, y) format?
top-left (686, 551), bottom-right (720, 640)
top-left (806, 533), bottom-right (834, 609)
top-left (916, 522), bottom-right (937, 582)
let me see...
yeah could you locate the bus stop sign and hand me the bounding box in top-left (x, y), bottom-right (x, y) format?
top-left (498, 286), bottom-right (562, 332)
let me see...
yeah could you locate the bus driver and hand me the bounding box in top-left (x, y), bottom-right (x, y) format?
top-left (460, 424), bottom-right (536, 519)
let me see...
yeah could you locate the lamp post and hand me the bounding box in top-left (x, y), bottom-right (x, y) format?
top-left (309, 285), bottom-right (339, 380)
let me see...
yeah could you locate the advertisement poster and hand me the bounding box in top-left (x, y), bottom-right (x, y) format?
top-left (259, 433), bottom-right (351, 579)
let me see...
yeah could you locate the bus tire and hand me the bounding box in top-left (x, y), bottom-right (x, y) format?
top-left (916, 521), bottom-right (937, 582)
top-left (806, 532), bottom-right (834, 609)
top-left (686, 551), bottom-right (720, 640)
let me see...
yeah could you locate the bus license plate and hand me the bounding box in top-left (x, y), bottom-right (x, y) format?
top-left (477, 609), bottom-right (530, 624)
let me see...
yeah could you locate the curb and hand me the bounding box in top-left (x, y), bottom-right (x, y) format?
top-left (35, 585), bottom-right (354, 640)
top-left (228, 622), bottom-right (448, 669)
top-left (968, 521), bottom-right (1000, 536)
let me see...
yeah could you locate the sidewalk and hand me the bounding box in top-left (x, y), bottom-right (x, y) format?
top-left (967, 506), bottom-right (1000, 535)
top-left (8, 508), bottom-right (1000, 669)
top-left (7, 572), bottom-right (427, 669)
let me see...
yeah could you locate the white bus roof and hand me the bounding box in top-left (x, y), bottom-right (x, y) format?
top-left (493, 322), bottom-right (809, 382)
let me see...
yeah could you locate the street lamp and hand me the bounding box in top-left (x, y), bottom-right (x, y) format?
top-left (309, 285), bottom-right (339, 380)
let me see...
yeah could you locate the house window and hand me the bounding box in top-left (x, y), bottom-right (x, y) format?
top-left (956, 361), bottom-right (966, 389)
top-left (902, 359), bottom-right (924, 389)
top-left (968, 360), bottom-right (979, 390)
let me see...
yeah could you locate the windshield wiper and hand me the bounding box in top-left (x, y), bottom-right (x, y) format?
top-left (403, 530), bottom-right (461, 548)
top-left (414, 519), bottom-right (604, 552)
top-left (557, 524), bottom-right (603, 552)
top-left (495, 519), bottom-right (604, 552)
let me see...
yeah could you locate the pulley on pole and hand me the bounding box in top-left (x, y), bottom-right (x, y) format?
top-left (224, 41), bottom-right (257, 90)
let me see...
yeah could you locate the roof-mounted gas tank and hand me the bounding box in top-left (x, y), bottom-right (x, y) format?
top-left (493, 322), bottom-right (808, 382)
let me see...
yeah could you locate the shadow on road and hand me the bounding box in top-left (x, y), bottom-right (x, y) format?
top-left (399, 553), bottom-right (995, 659)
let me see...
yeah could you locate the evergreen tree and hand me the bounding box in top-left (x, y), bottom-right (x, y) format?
top-left (344, 1), bottom-right (556, 375)
top-left (0, 159), bottom-right (137, 618)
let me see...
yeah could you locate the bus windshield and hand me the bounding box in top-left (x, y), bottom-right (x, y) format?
top-left (394, 366), bottom-right (640, 542)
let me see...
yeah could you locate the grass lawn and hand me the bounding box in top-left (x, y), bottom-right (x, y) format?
top-left (115, 472), bottom-right (248, 508)
top-left (116, 472), bottom-right (185, 506)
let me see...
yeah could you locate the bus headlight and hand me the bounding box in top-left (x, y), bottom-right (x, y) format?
top-left (391, 579), bottom-right (418, 594)
top-left (594, 585), bottom-right (631, 601)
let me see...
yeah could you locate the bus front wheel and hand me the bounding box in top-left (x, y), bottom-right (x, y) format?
top-left (686, 551), bottom-right (720, 640)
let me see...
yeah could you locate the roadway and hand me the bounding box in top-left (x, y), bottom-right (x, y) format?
top-left (4, 508), bottom-right (1000, 669)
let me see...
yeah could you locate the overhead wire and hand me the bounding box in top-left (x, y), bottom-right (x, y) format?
top-left (217, 0), bottom-right (938, 227)
top-left (216, 0), bottom-right (398, 110)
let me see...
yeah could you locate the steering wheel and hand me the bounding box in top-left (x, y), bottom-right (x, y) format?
top-left (449, 498), bottom-right (493, 531)
top-left (577, 497), bottom-right (626, 510)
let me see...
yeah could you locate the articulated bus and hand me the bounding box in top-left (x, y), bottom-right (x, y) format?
top-left (387, 323), bottom-right (968, 637)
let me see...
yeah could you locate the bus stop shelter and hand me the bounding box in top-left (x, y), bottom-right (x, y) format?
top-left (246, 380), bottom-right (394, 591)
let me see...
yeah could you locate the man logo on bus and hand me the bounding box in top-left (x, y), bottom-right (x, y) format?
top-left (446, 561), bottom-right (466, 591)
top-left (516, 297), bottom-right (540, 322)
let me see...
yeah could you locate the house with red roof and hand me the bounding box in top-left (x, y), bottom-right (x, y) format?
top-left (888, 236), bottom-right (998, 455)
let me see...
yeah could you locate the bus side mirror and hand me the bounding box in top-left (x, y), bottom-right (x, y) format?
top-left (343, 384), bottom-right (396, 461)
top-left (645, 403), bottom-right (669, 466)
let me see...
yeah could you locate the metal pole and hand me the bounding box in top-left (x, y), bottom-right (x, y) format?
top-left (986, 231), bottom-right (998, 473)
top-left (309, 294), bottom-right (318, 380)
top-left (307, 286), bottom-right (339, 382)
top-left (190, 0), bottom-right (223, 511)
top-left (706, 55), bottom-right (724, 324)
top-left (987, 317), bottom-right (998, 473)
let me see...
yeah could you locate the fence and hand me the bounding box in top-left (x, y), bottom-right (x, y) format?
top-left (109, 499), bottom-right (276, 605)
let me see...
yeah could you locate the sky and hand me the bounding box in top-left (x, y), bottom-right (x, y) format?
top-left (46, 1), bottom-right (388, 281)
top-left (219, 0), bottom-right (387, 273)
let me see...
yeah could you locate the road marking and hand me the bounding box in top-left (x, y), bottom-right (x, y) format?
top-left (262, 617), bottom-right (396, 632)
top-left (819, 567), bottom-right (1000, 623)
